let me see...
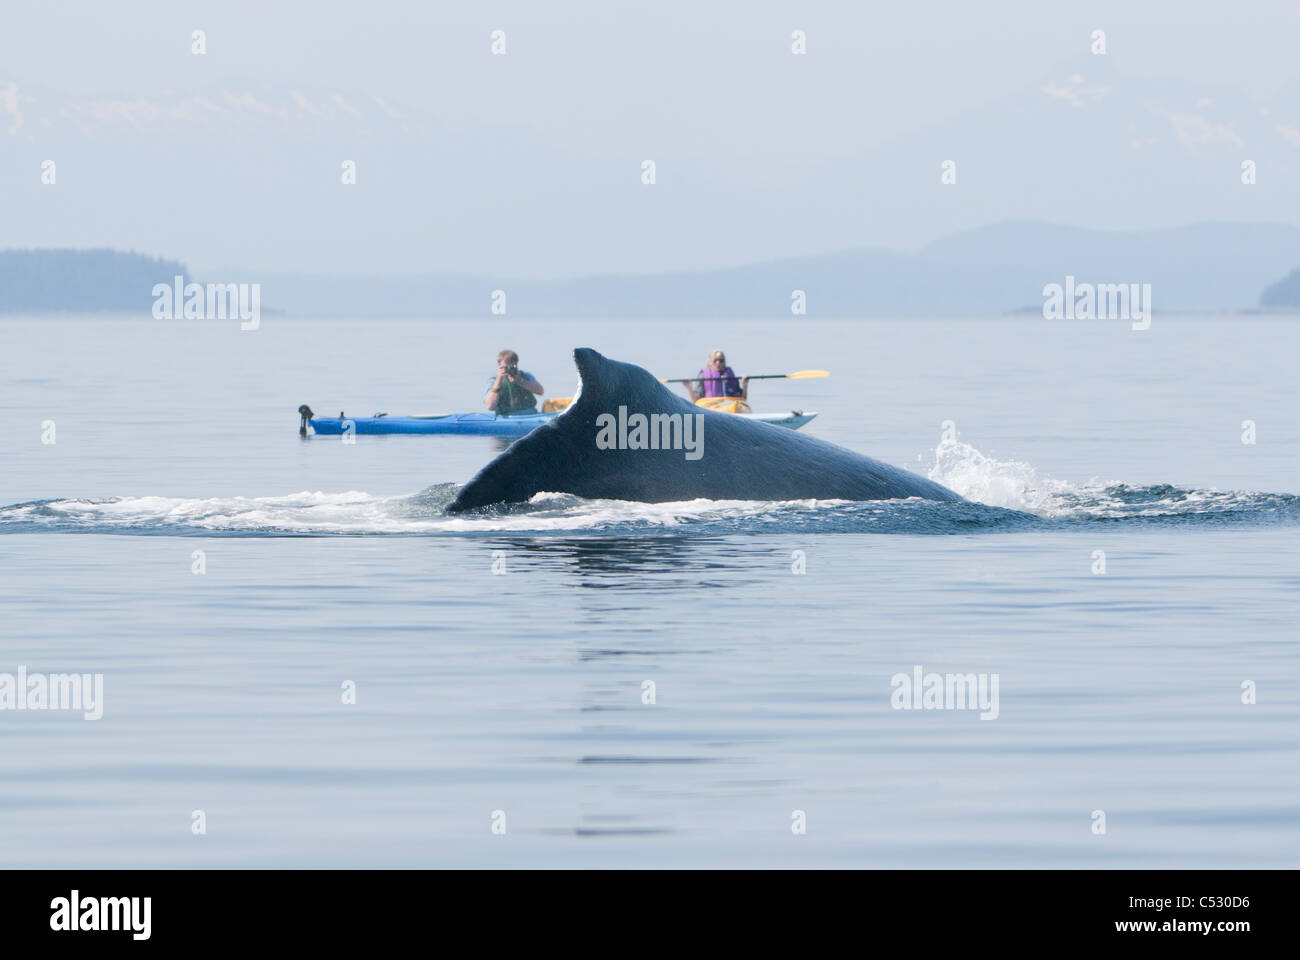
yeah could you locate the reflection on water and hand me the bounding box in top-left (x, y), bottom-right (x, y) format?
top-left (485, 535), bottom-right (768, 585)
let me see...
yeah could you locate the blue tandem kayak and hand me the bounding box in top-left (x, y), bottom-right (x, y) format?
top-left (298, 406), bottom-right (816, 437)
top-left (307, 410), bottom-right (561, 437)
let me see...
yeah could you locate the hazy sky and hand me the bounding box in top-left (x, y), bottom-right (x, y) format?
top-left (4, 0), bottom-right (1300, 277)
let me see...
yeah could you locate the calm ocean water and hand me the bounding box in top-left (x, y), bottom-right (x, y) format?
top-left (1, 315), bottom-right (1297, 867)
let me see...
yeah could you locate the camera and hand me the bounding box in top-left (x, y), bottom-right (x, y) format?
top-left (506, 364), bottom-right (519, 377)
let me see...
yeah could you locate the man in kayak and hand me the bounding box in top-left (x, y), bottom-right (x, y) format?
top-left (688, 350), bottom-right (749, 402)
top-left (485, 349), bottom-right (545, 414)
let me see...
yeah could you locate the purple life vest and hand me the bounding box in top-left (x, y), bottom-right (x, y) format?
top-left (696, 367), bottom-right (742, 398)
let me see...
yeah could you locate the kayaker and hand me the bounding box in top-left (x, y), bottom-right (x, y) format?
top-left (688, 350), bottom-right (749, 402)
top-left (485, 349), bottom-right (545, 414)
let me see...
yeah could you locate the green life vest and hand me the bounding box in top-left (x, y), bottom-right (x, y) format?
top-left (490, 371), bottom-right (538, 415)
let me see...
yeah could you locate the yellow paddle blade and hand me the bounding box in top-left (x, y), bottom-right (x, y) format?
top-left (786, 370), bottom-right (830, 379)
top-left (542, 397), bottom-right (573, 413)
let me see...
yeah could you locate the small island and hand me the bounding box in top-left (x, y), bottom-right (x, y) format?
top-left (1260, 268), bottom-right (1300, 309)
top-left (0, 249), bottom-right (189, 313)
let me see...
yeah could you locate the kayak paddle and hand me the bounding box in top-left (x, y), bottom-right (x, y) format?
top-left (660, 370), bottom-right (829, 384)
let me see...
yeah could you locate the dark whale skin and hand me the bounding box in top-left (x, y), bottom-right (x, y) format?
top-left (446, 348), bottom-right (964, 512)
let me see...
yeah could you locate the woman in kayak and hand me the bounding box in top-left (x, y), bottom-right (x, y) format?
top-left (689, 350), bottom-right (749, 402)
top-left (485, 349), bottom-right (545, 414)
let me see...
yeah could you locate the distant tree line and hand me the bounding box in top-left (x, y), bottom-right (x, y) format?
top-left (0, 249), bottom-right (189, 312)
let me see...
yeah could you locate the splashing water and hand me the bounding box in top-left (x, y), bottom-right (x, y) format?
top-left (926, 436), bottom-right (1300, 525)
top-left (926, 436), bottom-right (1075, 512)
top-left (1, 439), bottom-right (1297, 536)
top-left (925, 435), bottom-right (1130, 515)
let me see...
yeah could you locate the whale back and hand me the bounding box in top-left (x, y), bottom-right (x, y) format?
top-left (446, 347), bottom-right (962, 512)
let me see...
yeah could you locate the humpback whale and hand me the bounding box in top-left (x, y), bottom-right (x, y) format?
top-left (446, 348), bottom-right (963, 512)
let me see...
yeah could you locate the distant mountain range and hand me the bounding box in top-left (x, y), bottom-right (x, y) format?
top-left (214, 220), bottom-right (1300, 317)
top-left (4, 221), bottom-right (1298, 316)
top-left (6, 55), bottom-right (1300, 279)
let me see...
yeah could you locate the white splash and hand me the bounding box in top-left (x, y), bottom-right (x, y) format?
top-left (927, 437), bottom-right (1093, 515)
top-left (7, 489), bottom-right (823, 535)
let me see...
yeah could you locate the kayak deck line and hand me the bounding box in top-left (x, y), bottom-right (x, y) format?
top-left (298, 405), bottom-right (816, 437)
